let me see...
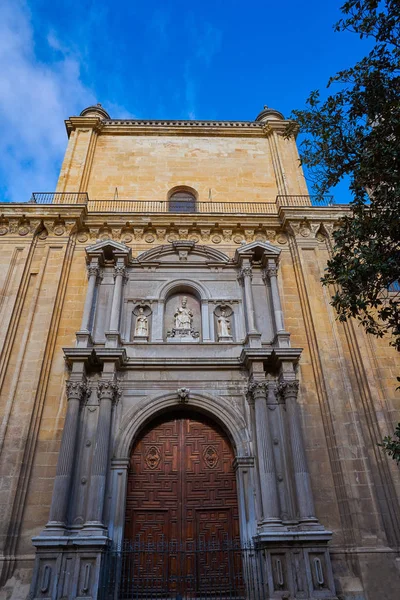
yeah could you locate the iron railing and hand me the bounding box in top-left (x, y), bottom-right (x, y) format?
top-left (27, 193), bottom-right (335, 212)
top-left (29, 192), bottom-right (89, 204)
top-left (86, 199), bottom-right (278, 214)
top-left (276, 194), bottom-right (335, 207)
top-left (99, 540), bottom-right (266, 600)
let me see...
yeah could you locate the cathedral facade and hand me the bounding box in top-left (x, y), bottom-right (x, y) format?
top-left (0, 105), bottom-right (399, 600)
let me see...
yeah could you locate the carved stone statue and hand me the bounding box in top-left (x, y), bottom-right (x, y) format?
top-left (134, 307), bottom-right (148, 338)
top-left (174, 296), bottom-right (193, 331)
top-left (167, 295), bottom-right (199, 341)
top-left (217, 309), bottom-right (231, 339)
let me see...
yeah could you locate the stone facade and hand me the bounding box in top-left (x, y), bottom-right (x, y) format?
top-left (0, 105), bottom-right (399, 600)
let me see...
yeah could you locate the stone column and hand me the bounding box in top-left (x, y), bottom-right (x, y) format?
top-left (76, 259), bottom-right (101, 347)
top-left (248, 379), bottom-right (281, 527)
top-left (239, 260), bottom-right (261, 349)
top-left (109, 261), bottom-right (126, 333)
top-left (279, 380), bottom-right (317, 523)
top-left (264, 259), bottom-right (285, 332)
top-left (85, 377), bottom-right (120, 530)
top-left (46, 378), bottom-right (88, 531)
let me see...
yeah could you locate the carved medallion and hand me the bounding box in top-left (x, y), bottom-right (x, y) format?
top-left (145, 446), bottom-right (161, 470)
top-left (203, 445), bottom-right (219, 469)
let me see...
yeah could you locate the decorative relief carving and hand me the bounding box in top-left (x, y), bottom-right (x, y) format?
top-left (97, 378), bottom-right (121, 404)
top-left (246, 379), bottom-right (268, 404)
top-left (277, 380), bottom-right (299, 402)
top-left (238, 265), bottom-right (253, 283)
top-left (200, 229), bottom-right (211, 242)
top-left (114, 264), bottom-right (126, 278)
top-left (203, 445), bottom-right (219, 469)
top-left (145, 446), bottom-right (162, 470)
top-left (177, 387), bottom-right (190, 403)
top-left (87, 263), bottom-right (100, 279)
top-left (66, 379), bottom-right (90, 403)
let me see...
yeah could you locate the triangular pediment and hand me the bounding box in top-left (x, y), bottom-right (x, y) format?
top-left (235, 240), bottom-right (281, 261)
top-left (137, 242), bottom-right (230, 264)
top-left (85, 239), bottom-right (131, 263)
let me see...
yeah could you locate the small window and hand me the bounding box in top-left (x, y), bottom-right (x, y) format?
top-left (168, 190), bottom-right (197, 213)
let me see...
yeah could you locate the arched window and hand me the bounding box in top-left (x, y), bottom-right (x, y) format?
top-left (168, 189), bottom-right (197, 212)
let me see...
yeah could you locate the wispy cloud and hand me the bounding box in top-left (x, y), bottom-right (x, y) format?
top-left (182, 15), bottom-right (223, 119)
top-left (0, 1), bottom-right (95, 202)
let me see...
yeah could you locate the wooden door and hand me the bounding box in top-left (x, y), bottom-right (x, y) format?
top-left (125, 411), bottom-right (240, 544)
top-left (123, 411), bottom-right (241, 597)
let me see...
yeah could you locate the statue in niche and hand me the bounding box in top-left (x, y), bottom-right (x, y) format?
top-left (217, 309), bottom-right (231, 338)
top-left (134, 307), bottom-right (149, 337)
top-left (132, 304), bottom-right (151, 341)
top-left (174, 296), bottom-right (193, 330)
top-left (215, 304), bottom-right (233, 341)
top-left (167, 295), bottom-right (199, 341)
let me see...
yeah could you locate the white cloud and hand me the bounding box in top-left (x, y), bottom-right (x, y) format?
top-left (0, 1), bottom-right (96, 202)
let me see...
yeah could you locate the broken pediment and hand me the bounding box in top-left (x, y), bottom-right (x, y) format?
top-left (85, 239), bottom-right (132, 264)
top-left (137, 242), bottom-right (230, 264)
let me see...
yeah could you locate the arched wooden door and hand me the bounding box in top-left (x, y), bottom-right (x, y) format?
top-left (125, 410), bottom-right (240, 545)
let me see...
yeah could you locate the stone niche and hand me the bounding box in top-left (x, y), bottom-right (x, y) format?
top-left (164, 291), bottom-right (201, 342)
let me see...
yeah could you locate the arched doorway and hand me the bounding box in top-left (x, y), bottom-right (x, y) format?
top-left (125, 410), bottom-right (240, 545)
top-left (121, 410), bottom-right (243, 597)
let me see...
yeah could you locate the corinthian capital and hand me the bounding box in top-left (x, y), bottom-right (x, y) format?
top-left (114, 264), bottom-right (127, 279)
top-left (87, 263), bottom-right (100, 278)
top-left (246, 378), bottom-right (268, 404)
top-left (238, 265), bottom-right (253, 284)
top-left (97, 378), bottom-right (122, 404)
top-left (66, 379), bottom-right (90, 403)
top-left (277, 380), bottom-right (299, 402)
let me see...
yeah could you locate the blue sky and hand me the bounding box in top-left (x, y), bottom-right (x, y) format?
top-left (1, 0), bottom-right (371, 203)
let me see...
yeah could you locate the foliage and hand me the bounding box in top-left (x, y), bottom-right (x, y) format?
top-left (378, 423), bottom-right (400, 464)
top-left (287, 1), bottom-right (400, 351)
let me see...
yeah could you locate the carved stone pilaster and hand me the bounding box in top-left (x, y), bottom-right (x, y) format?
top-left (77, 259), bottom-right (101, 347)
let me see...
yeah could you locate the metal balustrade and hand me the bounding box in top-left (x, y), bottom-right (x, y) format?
top-left (26, 193), bottom-right (335, 213)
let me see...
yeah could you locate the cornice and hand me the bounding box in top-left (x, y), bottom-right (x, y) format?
top-left (64, 117), bottom-right (294, 138)
top-left (65, 116), bottom-right (106, 137)
top-left (0, 204), bottom-right (86, 238)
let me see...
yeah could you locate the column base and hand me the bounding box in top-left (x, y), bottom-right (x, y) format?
top-left (253, 529), bottom-right (337, 599)
top-left (273, 330), bottom-right (291, 348)
top-left (104, 331), bottom-right (121, 347)
top-left (40, 521), bottom-right (68, 537)
top-left (30, 535), bottom-right (110, 600)
top-left (245, 332), bottom-right (262, 348)
top-left (81, 521), bottom-right (108, 536)
top-left (75, 331), bottom-right (93, 348)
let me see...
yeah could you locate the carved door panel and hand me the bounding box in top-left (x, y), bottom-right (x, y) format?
top-left (125, 411), bottom-right (240, 544)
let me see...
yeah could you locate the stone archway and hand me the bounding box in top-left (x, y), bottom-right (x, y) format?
top-left (124, 408), bottom-right (240, 545)
top-left (109, 391), bottom-right (256, 550)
